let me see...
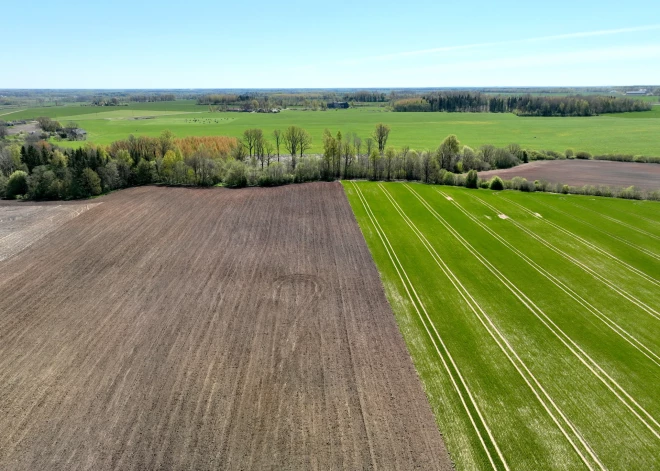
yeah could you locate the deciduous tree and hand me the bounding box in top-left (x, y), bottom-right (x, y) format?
top-left (372, 123), bottom-right (390, 155)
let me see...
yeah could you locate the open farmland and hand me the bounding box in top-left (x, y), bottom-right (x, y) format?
top-left (479, 160), bottom-right (660, 191)
top-left (345, 181), bottom-right (660, 470)
top-left (4, 101), bottom-right (660, 156)
top-left (0, 183), bottom-right (452, 470)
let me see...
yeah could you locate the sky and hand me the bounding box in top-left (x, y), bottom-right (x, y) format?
top-left (3, 0), bottom-right (660, 88)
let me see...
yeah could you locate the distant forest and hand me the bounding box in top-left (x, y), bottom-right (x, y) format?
top-left (392, 93), bottom-right (652, 116)
top-left (1, 87), bottom-right (657, 113)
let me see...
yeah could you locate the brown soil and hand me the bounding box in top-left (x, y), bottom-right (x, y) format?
top-left (0, 183), bottom-right (452, 470)
top-left (0, 202), bottom-right (98, 262)
top-left (479, 160), bottom-right (660, 191)
top-left (5, 122), bottom-right (39, 135)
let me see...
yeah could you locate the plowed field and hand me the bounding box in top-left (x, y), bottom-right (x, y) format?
top-left (479, 160), bottom-right (660, 191)
top-left (0, 183), bottom-right (451, 470)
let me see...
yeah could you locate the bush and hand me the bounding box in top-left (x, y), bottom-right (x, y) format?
top-left (575, 151), bottom-right (592, 160)
top-left (511, 176), bottom-right (530, 191)
top-left (544, 150), bottom-right (564, 160)
top-left (489, 176), bottom-right (504, 191)
top-left (259, 162), bottom-right (293, 186)
top-left (565, 149), bottom-right (574, 159)
top-left (479, 179), bottom-right (490, 189)
top-left (465, 169), bottom-right (478, 188)
top-left (442, 171), bottom-right (455, 186)
top-left (6, 170), bottom-right (28, 199)
top-left (493, 148), bottom-right (519, 169)
top-left (223, 160), bottom-right (247, 188)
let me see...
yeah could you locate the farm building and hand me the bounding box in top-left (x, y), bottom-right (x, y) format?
top-left (68, 128), bottom-right (87, 141)
top-left (625, 89), bottom-right (649, 96)
top-left (327, 101), bottom-right (349, 109)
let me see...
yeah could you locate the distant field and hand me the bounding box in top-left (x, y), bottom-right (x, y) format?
top-left (4, 100), bottom-right (660, 155)
top-left (479, 160), bottom-right (660, 191)
top-left (346, 181), bottom-right (660, 470)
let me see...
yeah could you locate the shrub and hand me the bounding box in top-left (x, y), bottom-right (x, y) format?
top-left (618, 186), bottom-right (642, 200)
top-left (545, 150), bottom-right (564, 160)
top-left (511, 176), bottom-right (531, 191)
top-left (442, 171), bottom-right (455, 186)
top-left (493, 148), bottom-right (519, 169)
top-left (489, 176), bottom-right (504, 191)
top-left (565, 149), bottom-right (574, 159)
top-left (561, 184), bottom-right (570, 194)
top-left (575, 151), bottom-right (592, 160)
top-left (259, 162), bottom-right (293, 187)
top-left (465, 169), bottom-right (478, 188)
top-left (294, 157), bottom-right (321, 183)
top-left (479, 179), bottom-right (490, 189)
top-left (6, 170), bottom-right (28, 199)
top-left (223, 160), bottom-right (247, 188)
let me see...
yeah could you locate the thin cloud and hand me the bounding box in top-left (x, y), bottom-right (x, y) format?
top-left (345, 24), bottom-right (660, 64)
top-left (409, 44), bottom-right (660, 74)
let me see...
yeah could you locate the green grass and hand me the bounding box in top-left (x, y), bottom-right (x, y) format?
top-left (6, 100), bottom-right (660, 155)
top-left (344, 181), bottom-right (660, 470)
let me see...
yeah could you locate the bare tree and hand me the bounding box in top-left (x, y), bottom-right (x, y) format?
top-left (385, 147), bottom-right (396, 180)
top-left (372, 123), bottom-right (390, 155)
top-left (254, 134), bottom-right (266, 169)
top-left (242, 128), bottom-right (263, 157)
top-left (264, 140), bottom-right (275, 167)
top-left (283, 126), bottom-right (300, 167)
top-left (399, 146), bottom-right (410, 179)
top-left (365, 137), bottom-right (374, 157)
top-left (272, 129), bottom-right (282, 162)
top-left (342, 141), bottom-right (354, 179)
top-left (353, 135), bottom-right (362, 160)
top-left (298, 128), bottom-right (312, 158)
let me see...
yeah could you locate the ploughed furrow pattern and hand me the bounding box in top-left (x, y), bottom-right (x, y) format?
top-left (0, 203), bottom-right (99, 262)
top-left (0, 183), bottom-right (452, 471)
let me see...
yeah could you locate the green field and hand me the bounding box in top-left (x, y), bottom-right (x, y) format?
top-left (3, 100), bottom-right (660, 156)
top-left (344, 181), bottom-right (660, 470)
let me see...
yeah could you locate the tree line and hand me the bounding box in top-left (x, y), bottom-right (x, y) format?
top-left (1, 123), bottom-right (658, 201)
top-left (393, 92), bottom-right (652, 116)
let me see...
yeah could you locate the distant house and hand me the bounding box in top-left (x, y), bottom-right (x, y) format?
top-left (626, 89), bottom-right (649, 96)
top-left (68, 128), bottom-right (87, 141)
top-left (327, 102), bottom-right (349, 109)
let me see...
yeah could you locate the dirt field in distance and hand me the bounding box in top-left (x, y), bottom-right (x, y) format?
top-left (0, 183), bottom-right (452, 470)
top-left (479, 160), bottom-right (660, 190)
top-left (0, 201), bottom-right (98, 262)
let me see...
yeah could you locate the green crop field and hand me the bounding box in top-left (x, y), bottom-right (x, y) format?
top-left (3, 100), bottom-right (660, 156)
top-left (344, 181), bottom-right (660, 470)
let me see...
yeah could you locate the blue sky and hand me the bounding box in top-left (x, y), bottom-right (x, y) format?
top-left (4, 0), bottom-right (660, 88)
